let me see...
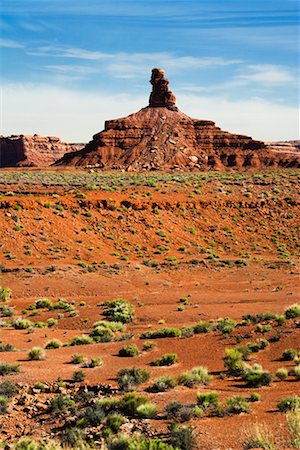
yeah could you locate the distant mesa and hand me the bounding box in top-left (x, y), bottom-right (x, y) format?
top-left (55, 68), bottom-right (300, 170)
top-left (0, 134), bottom-right (83, 168)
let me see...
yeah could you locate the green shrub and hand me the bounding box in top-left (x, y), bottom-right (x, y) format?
top-left (294, 365), bottom-right (300, 380)
top-left (285, 304), bottom-right (300, 319)
top-left (105, 413), bottom-right (126, 434)
top-left (70, 335), bottom-right (93, 346)
top-left (276, 368), bottom-right (288, 381)
top-left (140, 327), bottom-right (181, 339)
top-left (169, 423), bottom-right (196, 450)
top-left (178, 367), bottom-right (212, 387)
top-left (223, 348), bottom-right (245, 376)
top-left (128, 439), bottom-right (179, 450)
top-left (117, 367), bottom-right (151, 391)
top-left (47, 318), bottom-right (58, 327)
top-left (287, 407), bottom-right (300, 449)
top-left (28, 347), bottom-right (46, 360)
top-left (0, 343), bottom-right (17, 352)
top-left (45, 339), bottom-right (62, 350)
top-left (193, 321), bottom-right (211, 334)
top-left (90, 326), bottom-right (113, 342)
top-left (0, 287), bottom-right (12, 302)
top-left (70, 354), bottom-right (86, 364)
top-left (136, 402), bottom-right (157, 418)
top-left (215, 317), bottom-right (237, 334)
top-left (142, 341), bottom-right (156, 351)
top-left (225, 395), bottom-right (250, 415)
top-left (73, 370), bottom-right (85, 382)
top-left (0, 395), bottom-right (10, 414)
top-left (249, 392), bottom-right (261, 402)
top-left (166, 402), bottom-right (196, 423)
top-left (243, 423), bottom-right (277, 450)
top-left (35, 298), bottom-right (53, 309)
top-left (120, 392), bottom-right (148, 416)
top-left (150, 375), bottom-right (177, 392)
top-left (282, 348), bottom-right (298, 361)
top-left (118, 344), bottom-right (139, 357)
top-left (196, 391), bottom-right (219, 410)
top-left (243, 364), bottom-right (272, 387)
top-left (82, 357), bottom-right (103, 368)
top-left (151, 353), bottom-right (178, 366)
top-left (277, 396), bottom-right (300, 412)
top-left (102, 298), bottom-right (135, 324)
top-left (50, 394), bottom-right (76, 416)
top-left (0, 362), bottom-right (20, 376)
top-left (14, 318), bottom-right (33, 329)
top-left (0, 381), bottom-right (19, 397)
top-left (78, 402), bottom-right (105, 427)
top-left (92, 320), bottom-right (125, 332)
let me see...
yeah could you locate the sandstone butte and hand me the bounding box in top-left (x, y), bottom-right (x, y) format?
top-left (56, 68), bottom-right (300, 170)
top-left (0, 134), bottom-right (83, 168)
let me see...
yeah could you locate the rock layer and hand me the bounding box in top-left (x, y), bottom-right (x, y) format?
top-left (55, 69), bottom-right (300, 170)
top-left (0, 135), bottom-right (83, 167)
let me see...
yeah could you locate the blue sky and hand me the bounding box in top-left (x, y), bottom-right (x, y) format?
top-left (1, 0), bottom-right (299, 141)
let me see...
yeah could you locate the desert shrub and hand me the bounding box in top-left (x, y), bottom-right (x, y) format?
top-left (0, 381), bottom-right (19, 397)
top-left (120, 392), bottom-right (148, 416)
top-left (0, 362), bottom-right (20, 376)
top-left (60, 427), bottom-right (84, 447)
top-left (278, 396), bottom-right (300, 412)
top-left (0, 287), bottom-right (12, 302)
top-left (142, 341), bottom-right (156, 351)
top-left (169, 423), bottom-right (196, 450)
top-left (50, 394), bottom-right (76, 416)
top-left (151, 353), bottom-right (177, 366)
top-left (14, 318), bottom-right (33, 329)
top-left (105, 413), bottom-right (126, 434)
top-left (193, 321), bottom-right (211, 334)
top-left (256, 324), bottom-right (273, 333)
top-left (73, 370), bottom-right (85, 382)
top-left (90, 326), bottom-right (113, 342)
top-left (28, 347), bottom-right (46, 361)
top-left (276, 368), bottom-right (288, 381)
top-left (249, 393), bottom-right (261, 402)
top-left (196, 392), bottom-right (218, 410)
top-left (93, 320), bottom-right (125, 332)
top-left (128, 439), bottom-right (179, 450)
top-left (223, 348), bottom-right (245, 376)
top-left (246, 338), bottom-right (269, 353)
top-left (118, 344), bottom-right (139, 357)
top-left (47, 318), bottom-right (58, 327)
top-left (78, 402), bottom-right (105, 427)
top-left (117, 367), bottom-right (151, 391)
top-left (243, 364), bottom-right (272, 387)
top-left (0, 395), bottom-right (10, 414)
top-left (53, 299), bottom-right (73, 312)
top-left (178, 367), bottom-right (212, 387)
top-left (294, 366), bottom-right (300, 381)
top-left (285, 304), bottom-right (300, 319)
top-left (150, 375), bottom-right (177, 392)
top-left (71, 354), bottom-right (86, 364)
top-left (70, 335), bottom-right (93, 346)
top-left (225, 395), bottom-right (250, 415)
top-left (287, 407), bottom-right (300, 448)
top-left (0, 343), bottom-right (17, 352)
top-left (0, 305), bottom-right (14, 317)
top-left (136, 402), bottom-right (157, 418)
top-left (282, 348), bottom-right (298, 361)
top-left (45, 339), bottom-right (62, 349)
top-left (35, 298), bottom-right (53, 309)
top-left (243, 423), bottom-right (277, 450)
top-left (140, 328), bottom-right (181, 339)
top-left (166, 402), bottom-right (196, 423)
top-left (82, 357), bottom-right (103, 368)
top-left (215, 317), bottom-right (237, 335)
top-left (107, 433), bottom-right (132, 450)
top-left (102, 298), bottom-right (135, 324)
top-left (97, 398), bottom-right (120, 414)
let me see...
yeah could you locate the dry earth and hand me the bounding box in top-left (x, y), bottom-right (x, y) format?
top-left (0, 169), bottom-right (299, 449)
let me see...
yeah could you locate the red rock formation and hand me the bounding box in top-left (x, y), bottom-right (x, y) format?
top-left (0, 135), bottom-right (83, 167)
top-left (55, 69), bottom-right (300, 170)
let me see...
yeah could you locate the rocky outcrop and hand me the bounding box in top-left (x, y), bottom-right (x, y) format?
top-left (0, 135), bottom-right (83, 167)
top-left (55, 69), bottom-right (300, 170)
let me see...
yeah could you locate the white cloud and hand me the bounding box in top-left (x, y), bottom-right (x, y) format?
top-left (0, 38), bottom-right (24, 48)
top-left (1, 83), bottom-right (299, 142)
top-left (237, 64), bottom-right (297, 85)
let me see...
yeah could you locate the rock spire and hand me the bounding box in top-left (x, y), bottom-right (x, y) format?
top-left (149, 68), bottom-right (177, 110)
